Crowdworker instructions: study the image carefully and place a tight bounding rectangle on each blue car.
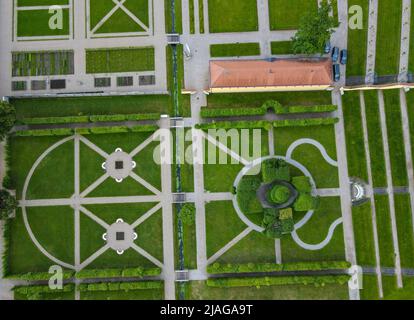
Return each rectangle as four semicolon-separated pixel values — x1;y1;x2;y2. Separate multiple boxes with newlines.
333;64;340;82
324;41;331;54
340;49;348;64
332;47;339;63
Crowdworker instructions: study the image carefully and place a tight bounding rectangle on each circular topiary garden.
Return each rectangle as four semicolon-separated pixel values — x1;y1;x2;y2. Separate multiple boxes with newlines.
235;158;319;239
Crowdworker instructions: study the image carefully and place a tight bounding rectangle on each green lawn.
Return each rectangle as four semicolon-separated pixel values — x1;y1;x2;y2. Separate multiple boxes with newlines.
165;0;182;33
375;0;402;76
274;125;339;189
86;47;155;74
352;202;376;266
207;0;258;33
382;276;414;299
375;195;395;268
270;41;293;55
17;9;70;37
210;43;261;57
406;92;414;163
186;280;349;300
89;0;149;34
18;0;69;5
281;197;345;262
346;0;369;76
363;90;387;187
207;91;332;108
410;4;414;73
383;90;408;187
11;95;170;120
268;0;318;30
205;201;247;259
360;275;380;300
342;91;368;181
394;194;414;268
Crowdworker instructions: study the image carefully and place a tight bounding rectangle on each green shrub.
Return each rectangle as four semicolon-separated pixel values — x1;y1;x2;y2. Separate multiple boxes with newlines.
7;271;75;281
261;159;290;183
14;128;74;137
2;139;14;190
273;118;339;128
207;261;351;274
236;175;263;214
207;275;350;288
274;105;337;114
292;176;312;193
269;185;291;204
293;193;318;212
196;120;272;130
75;267;161;279
0;101;16;141
14;284;75;300
180;203;196;226
129;125;159;132
79;281;162;292
22;116;90;124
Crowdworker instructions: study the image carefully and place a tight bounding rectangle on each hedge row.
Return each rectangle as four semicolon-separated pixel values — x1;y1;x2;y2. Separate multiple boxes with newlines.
13;125;159;137
207;261;351;274
207;275;350;288
2;138;14;189
14;284;75;299
200;101;337;118
6;270;75;281
78;281;163;292
75;267;161;279
195;118;338;130
1;218;11;277
21;113;160;125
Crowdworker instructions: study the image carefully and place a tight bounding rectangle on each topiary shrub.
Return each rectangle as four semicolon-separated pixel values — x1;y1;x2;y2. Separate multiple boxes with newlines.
0;101;16;141
236;175;263;215
293;193;318;212
261;159;290;183
292;176;312;193
269;185;291;204
0;190;17;220
180;203;196;226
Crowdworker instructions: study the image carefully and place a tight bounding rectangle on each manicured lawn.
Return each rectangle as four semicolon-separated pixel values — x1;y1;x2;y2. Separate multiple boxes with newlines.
270;41;293;55
382;276;414;299
203;129;268;193
360;275;380;300
7;210;71;275
26;139;74;200
80;212;106;263
165;0;182;33
268;0;318;30
352;202;376;266
282;197;345;262
7;136;63;199
189;0;195;33
205;201;247;259
375;0;402;76
383;90;408;187
375;195;395;268
26;206;75;265
81;288;163;300
17;9;70;37
363;90;387;187
406;92;414;162
186;280;349;300
346;0;369;76
18;0;69;5
342;91;368;181
89;0;148;34
207;0;258;33
207;91;332;108
394;194;414;268
210;43;261;57
410;4;414;73
86;47;155;74
274;125;339;189
11;95;170;120
217;231;276;264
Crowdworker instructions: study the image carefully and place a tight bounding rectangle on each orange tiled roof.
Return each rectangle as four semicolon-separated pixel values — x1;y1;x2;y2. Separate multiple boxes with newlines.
210;59;333;88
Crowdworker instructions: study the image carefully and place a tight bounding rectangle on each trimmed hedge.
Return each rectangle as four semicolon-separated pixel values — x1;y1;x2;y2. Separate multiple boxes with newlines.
200;101;336;118
196;118;338;130
207;261;351;274
75;267;161;279
78;281;162;292
1;218;11;277
21;114;160;125
207;275;350;288
13;125;159;137
236;175;263;215
14;284;75;300
6;270;75;281
2;138;14;190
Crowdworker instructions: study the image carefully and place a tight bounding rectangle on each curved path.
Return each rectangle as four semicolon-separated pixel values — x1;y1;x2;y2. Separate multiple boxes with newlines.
286;138;338;167
292;217;343;251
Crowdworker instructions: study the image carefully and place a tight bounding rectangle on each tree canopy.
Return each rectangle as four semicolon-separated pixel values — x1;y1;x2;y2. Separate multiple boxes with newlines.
292;0;336;55
0;101;16;141
0;189;18;220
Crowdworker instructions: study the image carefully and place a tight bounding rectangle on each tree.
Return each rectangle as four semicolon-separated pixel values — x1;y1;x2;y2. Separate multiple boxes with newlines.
180;203;196;226
0;101;16;141
269;185;290;204
292;0;336;54
0;189;17;220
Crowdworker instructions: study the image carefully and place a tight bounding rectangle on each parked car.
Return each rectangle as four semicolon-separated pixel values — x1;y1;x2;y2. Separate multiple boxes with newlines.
331;47;339;62
324;41;331;54
333;64;341;82
340;49;348;65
